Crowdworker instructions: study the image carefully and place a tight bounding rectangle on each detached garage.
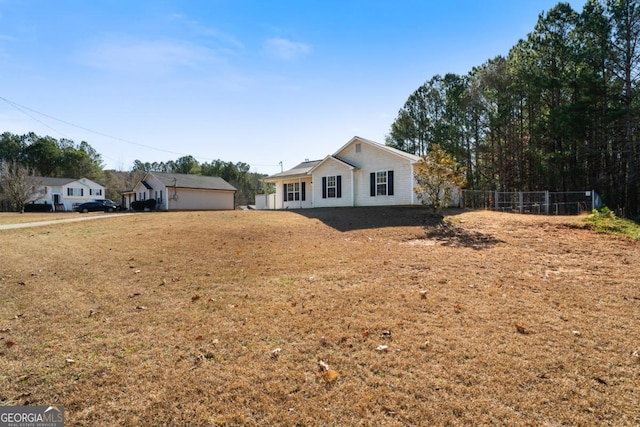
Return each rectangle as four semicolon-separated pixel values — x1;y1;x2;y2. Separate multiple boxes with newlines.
123;172;237;211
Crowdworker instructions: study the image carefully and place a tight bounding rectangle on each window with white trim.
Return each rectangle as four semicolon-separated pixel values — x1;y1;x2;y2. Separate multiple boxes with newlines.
67;187;84;197
327;176;336;198
376;171;388;196
286;183;300;201
370;170;394;197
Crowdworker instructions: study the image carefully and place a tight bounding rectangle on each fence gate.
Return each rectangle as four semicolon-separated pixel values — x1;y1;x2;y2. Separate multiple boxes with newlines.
461;190;601;215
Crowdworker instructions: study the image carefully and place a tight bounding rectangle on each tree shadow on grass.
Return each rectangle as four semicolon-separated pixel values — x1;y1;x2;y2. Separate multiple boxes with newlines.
289;206;442;232
288;207;503;250
423;218;504;250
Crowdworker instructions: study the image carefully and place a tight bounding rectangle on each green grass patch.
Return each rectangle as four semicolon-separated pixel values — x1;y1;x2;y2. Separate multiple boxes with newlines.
584;207;640;240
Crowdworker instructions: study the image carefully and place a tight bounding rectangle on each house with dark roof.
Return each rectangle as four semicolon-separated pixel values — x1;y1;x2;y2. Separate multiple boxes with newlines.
29;177;106;211
261;136;423;209
123;172;237;211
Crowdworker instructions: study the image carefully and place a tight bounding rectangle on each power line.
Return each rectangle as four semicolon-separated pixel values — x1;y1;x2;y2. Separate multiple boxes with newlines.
1;95;198;157
0;95;280;168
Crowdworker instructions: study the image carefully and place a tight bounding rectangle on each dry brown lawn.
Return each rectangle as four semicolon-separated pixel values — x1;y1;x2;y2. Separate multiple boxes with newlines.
1;207;639;426
0;212;85;225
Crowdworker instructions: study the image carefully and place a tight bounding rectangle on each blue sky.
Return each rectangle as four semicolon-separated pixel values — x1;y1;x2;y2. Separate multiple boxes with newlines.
0;0;583;175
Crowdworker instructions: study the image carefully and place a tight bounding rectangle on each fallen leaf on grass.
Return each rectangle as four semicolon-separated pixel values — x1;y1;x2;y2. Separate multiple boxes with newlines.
572;330;581;336
515;324;528;334
376;345;389;352
454;303;462;313
381;330;392;339
5;339;16;348
191;295;201;302
316;359;339;383
0;328;10;333
317;369;339;383
127;293;141;298
65;358;75;364
270;348;282;359
593;377;608;385
420;290;427;299
361;330;369;338
134;306;147;311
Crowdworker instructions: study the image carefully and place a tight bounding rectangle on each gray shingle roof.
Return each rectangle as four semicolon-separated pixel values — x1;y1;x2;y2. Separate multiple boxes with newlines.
264;160;322;180
151;172;236;192
35;177;76;186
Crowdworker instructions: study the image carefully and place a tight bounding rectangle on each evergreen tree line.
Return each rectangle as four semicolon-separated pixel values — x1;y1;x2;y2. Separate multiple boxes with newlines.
386;0;640;216
0;132;267;207
0;131;104;180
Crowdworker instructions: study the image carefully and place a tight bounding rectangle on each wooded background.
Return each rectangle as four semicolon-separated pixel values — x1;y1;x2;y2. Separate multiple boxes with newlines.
386;1;640;216
2;1;639;215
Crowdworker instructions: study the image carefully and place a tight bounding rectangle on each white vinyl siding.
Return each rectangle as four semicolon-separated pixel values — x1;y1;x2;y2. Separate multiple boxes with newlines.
333;140;417;207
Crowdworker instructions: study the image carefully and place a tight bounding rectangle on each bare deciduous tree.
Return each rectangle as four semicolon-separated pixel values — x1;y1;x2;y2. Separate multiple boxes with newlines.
0;161;42;212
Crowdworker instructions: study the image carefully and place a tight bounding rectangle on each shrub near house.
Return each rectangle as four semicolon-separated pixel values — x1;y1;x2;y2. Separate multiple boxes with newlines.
131;199;157;212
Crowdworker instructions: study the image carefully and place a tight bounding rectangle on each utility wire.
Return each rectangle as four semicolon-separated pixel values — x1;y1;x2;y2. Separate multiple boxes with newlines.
0;95;280;168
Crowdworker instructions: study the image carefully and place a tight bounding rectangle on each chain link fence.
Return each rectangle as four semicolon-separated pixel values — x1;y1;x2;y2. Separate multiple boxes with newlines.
461;190;601;215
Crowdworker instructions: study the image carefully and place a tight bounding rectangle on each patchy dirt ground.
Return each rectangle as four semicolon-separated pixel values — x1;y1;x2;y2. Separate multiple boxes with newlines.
0;208;639;426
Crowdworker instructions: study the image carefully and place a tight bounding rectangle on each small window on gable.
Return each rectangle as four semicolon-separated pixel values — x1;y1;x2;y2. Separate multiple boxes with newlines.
355;143;361;153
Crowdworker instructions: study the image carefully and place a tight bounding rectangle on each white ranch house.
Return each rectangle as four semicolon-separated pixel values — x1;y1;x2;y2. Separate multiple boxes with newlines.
123;172;237;211
29;177;106;211
261;136;433;209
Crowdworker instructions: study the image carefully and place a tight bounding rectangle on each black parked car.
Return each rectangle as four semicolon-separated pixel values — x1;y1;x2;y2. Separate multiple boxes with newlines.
76;199;121;213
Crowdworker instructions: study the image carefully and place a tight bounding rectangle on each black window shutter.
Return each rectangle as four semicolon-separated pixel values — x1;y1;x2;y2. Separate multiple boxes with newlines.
283;183;287;201
81;188;84;197
301;182;306;201
337;175;342;198
370;173;376;196
322;177;327;198
388;171;394;195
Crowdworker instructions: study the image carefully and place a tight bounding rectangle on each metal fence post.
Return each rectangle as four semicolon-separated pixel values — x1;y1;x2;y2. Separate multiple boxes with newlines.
545;191;549;215
519;191;523;213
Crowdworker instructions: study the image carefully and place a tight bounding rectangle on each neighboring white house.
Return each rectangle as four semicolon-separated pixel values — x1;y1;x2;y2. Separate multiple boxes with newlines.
123;172;237;211
29;177;106;211
261;136;424;209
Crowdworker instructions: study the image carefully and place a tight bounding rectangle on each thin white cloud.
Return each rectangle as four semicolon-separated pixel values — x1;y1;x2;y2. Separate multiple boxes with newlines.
263;37;311;61
80;37;223;74
169;13;244;51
